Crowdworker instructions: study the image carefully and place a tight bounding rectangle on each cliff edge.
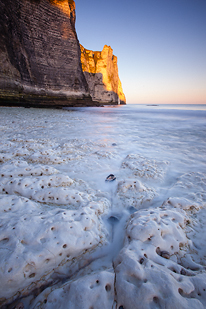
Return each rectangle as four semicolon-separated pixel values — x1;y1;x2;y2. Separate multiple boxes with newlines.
80;45;126;105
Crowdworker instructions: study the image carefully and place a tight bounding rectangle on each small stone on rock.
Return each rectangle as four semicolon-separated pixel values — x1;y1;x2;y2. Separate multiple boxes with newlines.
105;174;116;182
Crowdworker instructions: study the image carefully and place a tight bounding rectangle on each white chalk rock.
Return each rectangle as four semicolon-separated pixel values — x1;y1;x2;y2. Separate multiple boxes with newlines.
0;140;34;163
169;172;206;206
184;208;206;268
0;160;58;178
0;142;16;162
0;164;106;207
0;152;15;162
31;271;115;309
0;194;110;305
116;179;156;209
24;139;92;165
121;154;168;180
94;150;117;159
162;197;201;211
28;149;67;164
114;206;206;309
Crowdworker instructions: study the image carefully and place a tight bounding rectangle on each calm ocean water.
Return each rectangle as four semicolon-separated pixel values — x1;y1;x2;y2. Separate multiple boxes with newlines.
118;103;206;120
131;104;206;110
75;103;206;122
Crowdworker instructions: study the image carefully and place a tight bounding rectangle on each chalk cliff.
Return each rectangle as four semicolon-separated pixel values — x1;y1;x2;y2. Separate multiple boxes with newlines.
0;0;93;107
80;45;126;104
0;0;126;107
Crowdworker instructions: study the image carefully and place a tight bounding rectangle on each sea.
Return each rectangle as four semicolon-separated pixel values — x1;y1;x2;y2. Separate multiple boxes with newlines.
0;103;206;308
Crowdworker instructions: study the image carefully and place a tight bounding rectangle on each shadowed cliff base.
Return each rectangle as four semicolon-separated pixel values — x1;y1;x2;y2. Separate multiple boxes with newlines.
0;93;96;108
0;80;97;108
83;72;126;105
0;78;123;108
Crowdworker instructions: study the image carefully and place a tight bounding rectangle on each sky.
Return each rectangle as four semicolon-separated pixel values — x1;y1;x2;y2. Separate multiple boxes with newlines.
75;0;206;104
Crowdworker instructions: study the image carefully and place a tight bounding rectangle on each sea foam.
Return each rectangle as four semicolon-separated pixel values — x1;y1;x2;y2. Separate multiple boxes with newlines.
0;105;206;308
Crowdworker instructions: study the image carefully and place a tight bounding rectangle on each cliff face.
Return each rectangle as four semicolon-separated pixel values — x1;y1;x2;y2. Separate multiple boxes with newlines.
80;45;126;104
0;0;126;107
0;0;93;107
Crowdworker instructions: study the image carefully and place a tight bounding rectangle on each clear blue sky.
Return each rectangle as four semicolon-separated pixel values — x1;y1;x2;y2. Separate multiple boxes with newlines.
75;0;206;104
